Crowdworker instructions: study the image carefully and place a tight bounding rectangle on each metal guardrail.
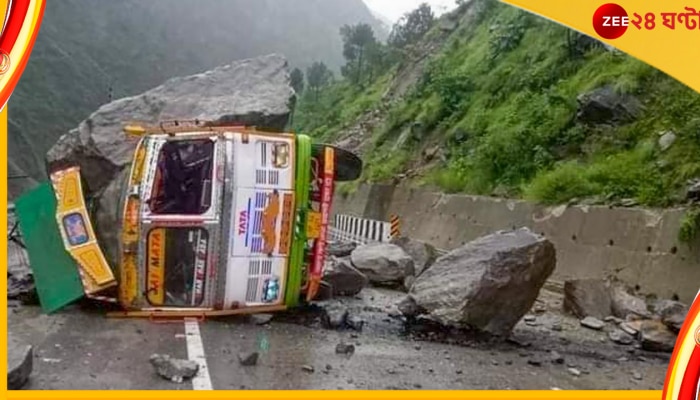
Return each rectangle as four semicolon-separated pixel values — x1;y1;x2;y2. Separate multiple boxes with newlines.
329;213;450;256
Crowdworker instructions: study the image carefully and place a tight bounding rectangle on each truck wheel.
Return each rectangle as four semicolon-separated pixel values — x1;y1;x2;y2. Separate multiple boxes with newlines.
313;144;362;182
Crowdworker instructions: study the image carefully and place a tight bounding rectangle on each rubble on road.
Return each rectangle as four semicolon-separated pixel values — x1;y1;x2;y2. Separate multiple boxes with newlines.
322;257;369;297
8;333;32;390
563;279;612;319
399;228;556;337
149;354;199;383
7;241;38;305
350;243;415;287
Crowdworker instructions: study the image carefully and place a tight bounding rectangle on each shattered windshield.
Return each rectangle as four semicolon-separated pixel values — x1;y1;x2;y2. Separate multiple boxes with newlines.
148;139;215;215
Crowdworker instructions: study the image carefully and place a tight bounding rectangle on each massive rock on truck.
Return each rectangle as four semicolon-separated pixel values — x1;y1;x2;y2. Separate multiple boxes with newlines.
45;54;296;266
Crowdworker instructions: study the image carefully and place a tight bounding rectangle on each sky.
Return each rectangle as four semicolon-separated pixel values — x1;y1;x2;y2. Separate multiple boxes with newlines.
363;0;458;23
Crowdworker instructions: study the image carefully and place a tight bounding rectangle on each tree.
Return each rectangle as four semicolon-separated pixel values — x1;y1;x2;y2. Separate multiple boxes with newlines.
388;3;435;49
340;23;377;86
290;67;305;94
306;61;332;100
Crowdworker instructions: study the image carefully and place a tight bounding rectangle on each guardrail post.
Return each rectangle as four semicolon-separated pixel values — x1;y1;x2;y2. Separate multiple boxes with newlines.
390;214;401;240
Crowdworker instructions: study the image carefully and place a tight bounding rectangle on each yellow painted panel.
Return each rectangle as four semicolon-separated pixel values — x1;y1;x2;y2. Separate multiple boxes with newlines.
119;253;138;307
73;245;115;286
147;228;166;305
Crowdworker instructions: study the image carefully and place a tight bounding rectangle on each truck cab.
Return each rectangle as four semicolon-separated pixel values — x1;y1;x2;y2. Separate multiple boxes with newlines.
16;121;362;317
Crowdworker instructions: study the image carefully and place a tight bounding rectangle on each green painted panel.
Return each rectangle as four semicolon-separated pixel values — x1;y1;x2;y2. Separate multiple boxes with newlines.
15;183;84;313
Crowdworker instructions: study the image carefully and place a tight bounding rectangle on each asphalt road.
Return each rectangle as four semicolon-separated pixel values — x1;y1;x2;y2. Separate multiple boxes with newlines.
8;288;672;390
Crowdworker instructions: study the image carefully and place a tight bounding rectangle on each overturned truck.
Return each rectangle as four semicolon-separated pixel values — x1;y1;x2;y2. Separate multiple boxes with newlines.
14;54;362;318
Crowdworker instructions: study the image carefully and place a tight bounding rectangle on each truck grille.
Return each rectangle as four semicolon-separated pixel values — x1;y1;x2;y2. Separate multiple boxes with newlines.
245;259;274;302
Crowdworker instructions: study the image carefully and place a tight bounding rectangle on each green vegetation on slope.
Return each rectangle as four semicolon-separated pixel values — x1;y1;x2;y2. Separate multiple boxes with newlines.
295;0;700;208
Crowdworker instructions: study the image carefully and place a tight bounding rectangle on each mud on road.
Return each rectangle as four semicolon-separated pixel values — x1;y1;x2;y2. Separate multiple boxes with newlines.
8;287;670;390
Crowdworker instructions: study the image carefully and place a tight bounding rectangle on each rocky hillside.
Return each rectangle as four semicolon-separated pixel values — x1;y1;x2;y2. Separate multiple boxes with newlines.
8;0;385;198
294;0;700;211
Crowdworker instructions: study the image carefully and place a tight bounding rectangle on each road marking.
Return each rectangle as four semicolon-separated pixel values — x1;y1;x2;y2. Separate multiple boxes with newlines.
184;318;213;390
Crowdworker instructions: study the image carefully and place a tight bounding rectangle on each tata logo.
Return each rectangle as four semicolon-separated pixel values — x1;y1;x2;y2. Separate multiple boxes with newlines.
238;210;248;235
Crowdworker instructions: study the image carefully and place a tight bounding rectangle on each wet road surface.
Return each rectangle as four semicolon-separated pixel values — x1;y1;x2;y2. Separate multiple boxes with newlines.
8;288;671;390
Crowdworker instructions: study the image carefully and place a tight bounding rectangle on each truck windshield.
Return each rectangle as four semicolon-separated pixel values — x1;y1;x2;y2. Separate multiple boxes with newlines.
148;139;214;215
146;227;208;307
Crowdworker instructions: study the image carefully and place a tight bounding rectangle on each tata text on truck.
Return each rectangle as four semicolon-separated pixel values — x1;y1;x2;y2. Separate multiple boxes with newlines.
14;120;362;318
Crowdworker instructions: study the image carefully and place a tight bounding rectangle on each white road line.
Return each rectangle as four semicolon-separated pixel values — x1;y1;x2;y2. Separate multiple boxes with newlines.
184;318;213;390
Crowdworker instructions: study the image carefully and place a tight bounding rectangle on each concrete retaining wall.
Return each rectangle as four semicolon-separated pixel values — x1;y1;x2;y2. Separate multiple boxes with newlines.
332;184;700;303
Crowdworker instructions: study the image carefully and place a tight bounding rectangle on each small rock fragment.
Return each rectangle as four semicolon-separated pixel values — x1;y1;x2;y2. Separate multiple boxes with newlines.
528;359;542;367
301;365;315;373
632;371;643;381
8;334;32;390
605;316;624;324
238;351;259;366
551;323;563;332
149;354;199;383
620;321;643;336
568;368;582;377
609;329;635;345
346;314;365;331
335;342;356;355
580;316;605;330
321;307;349;330
550;351;565;364
251;313;273;325
524;315;536;322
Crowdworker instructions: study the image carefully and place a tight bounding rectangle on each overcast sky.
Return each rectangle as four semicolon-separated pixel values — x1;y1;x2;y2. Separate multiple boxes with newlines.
363;0;458;23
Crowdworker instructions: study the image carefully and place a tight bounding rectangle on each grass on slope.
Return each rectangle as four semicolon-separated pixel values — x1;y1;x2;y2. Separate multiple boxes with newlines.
295;0;700;208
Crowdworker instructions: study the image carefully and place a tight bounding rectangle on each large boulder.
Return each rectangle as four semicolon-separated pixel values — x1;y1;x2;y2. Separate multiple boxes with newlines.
390;236;438;277
46;54;295;196
327;241;357;258
563;279;612;320
322;257;369;296
399;228;556;337
8;333;32;389
45;54;294;265
640;320;678;353
610;285;651;319
350;243;415;286
576;85;642;125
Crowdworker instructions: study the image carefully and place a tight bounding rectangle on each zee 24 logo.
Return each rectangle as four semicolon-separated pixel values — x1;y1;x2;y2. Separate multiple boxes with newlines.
593;3;700;39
